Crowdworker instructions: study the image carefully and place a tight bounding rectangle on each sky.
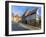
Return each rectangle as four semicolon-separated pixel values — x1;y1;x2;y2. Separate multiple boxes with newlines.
11;5;41;16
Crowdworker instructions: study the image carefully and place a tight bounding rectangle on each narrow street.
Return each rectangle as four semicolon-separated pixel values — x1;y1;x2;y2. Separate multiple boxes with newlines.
12;21;40;31
12;21;29;31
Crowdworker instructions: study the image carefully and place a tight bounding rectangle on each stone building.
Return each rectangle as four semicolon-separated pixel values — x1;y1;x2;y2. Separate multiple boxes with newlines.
22;8;41;27
12;12;22;23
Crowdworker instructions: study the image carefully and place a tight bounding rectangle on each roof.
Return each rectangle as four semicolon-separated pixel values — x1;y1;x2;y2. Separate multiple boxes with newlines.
22;8;38;17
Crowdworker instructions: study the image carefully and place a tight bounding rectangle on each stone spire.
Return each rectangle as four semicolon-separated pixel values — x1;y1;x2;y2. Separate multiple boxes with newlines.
15;11;19;16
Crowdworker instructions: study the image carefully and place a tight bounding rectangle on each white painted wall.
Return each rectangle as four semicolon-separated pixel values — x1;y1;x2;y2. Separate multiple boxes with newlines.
25;14;36;20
